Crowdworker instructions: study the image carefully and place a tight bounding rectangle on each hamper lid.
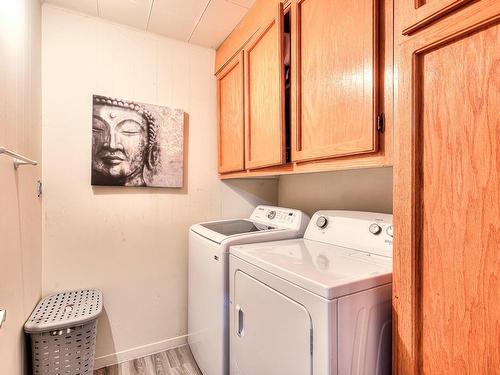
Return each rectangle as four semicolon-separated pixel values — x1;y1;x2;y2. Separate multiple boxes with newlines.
24;289;103;333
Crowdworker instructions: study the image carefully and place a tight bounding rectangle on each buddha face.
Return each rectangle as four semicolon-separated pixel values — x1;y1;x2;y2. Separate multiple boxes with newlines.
92;104;148;184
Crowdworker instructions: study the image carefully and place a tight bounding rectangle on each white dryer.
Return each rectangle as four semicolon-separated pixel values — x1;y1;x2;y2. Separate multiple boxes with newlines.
229;210;393;375
188;206;309;375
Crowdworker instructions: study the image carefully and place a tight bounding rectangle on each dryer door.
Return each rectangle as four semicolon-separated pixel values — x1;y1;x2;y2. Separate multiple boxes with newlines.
231;270;312;375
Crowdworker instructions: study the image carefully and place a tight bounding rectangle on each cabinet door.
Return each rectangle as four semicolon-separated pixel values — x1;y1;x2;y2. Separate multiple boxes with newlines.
399;0;472;35
244;4;285;170
217;52;245;173
393;2;500;374
291;0;378;163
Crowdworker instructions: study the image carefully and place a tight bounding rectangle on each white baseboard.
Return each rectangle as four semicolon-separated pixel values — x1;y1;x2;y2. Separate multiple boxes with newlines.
93;335;188;369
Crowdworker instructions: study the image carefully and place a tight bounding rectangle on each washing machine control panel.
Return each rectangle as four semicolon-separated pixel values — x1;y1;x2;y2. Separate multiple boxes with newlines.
304;210;393;258
250;206;309;230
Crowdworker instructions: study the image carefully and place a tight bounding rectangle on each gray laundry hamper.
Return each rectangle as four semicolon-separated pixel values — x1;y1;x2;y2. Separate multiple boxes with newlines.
24;289;103;375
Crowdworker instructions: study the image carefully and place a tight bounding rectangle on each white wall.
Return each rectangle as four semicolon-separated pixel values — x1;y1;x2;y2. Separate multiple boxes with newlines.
0;0;42;374
41;5;278;367
278;167;393;216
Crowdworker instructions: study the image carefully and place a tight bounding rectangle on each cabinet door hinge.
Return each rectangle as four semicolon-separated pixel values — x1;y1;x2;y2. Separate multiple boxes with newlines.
377;113;385;133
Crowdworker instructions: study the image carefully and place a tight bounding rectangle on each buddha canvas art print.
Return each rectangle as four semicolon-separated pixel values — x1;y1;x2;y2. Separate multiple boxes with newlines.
91;95;184;187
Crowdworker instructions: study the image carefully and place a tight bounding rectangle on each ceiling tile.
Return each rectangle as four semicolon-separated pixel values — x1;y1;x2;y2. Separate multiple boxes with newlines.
98;0;153;30
148;0;209;42
225;0;255;9
189;0;248;49
44;0;99;16
43;0;253;49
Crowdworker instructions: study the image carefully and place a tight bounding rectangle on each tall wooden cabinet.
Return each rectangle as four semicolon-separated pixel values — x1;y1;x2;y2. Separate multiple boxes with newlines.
217;52;245;173
291;0;379;162
400;0;472;35
393;1;500;374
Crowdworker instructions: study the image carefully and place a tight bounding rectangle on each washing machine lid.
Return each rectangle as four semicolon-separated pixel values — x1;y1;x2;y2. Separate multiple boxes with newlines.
199;219;275;236
230;238;392;300
191;219;282;244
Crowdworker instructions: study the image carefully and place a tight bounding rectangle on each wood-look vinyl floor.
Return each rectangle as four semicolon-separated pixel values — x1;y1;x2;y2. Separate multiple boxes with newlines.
94;345;202;375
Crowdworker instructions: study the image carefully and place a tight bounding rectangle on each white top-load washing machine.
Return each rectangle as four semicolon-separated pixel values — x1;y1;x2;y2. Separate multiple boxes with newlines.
188;206;310;375
229;210;393;375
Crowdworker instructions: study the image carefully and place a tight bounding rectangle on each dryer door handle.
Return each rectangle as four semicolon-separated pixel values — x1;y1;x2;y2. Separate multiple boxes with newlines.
235;305;244;337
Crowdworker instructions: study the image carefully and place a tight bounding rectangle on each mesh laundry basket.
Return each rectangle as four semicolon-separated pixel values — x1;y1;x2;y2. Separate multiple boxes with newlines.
24;289;103;375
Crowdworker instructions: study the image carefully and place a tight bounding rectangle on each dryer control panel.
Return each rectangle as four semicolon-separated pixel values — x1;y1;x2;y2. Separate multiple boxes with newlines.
250;206;309;233
305;210;393;258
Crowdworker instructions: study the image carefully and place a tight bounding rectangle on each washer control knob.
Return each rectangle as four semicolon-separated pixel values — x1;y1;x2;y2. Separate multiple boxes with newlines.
267;210;276;220
316;216;328;229
386;225;394;237
369;223;382;235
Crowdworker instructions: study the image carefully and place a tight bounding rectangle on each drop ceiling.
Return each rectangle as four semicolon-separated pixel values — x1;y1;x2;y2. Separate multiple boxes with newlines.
41;0;256;49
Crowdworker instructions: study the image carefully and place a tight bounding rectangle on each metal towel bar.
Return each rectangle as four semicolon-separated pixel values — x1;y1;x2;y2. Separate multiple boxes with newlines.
0;146;38;169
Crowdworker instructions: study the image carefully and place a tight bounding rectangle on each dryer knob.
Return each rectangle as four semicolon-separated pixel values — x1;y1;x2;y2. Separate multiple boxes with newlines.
267;210;276;219
386;225;394;237
369;223;382;235
316;216;328;229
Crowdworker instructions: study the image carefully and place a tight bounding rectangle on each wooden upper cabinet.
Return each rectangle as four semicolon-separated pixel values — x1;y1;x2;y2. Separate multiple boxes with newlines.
217;52;245;174
291;0;379;163
399;0;472;35
243;4;285;170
